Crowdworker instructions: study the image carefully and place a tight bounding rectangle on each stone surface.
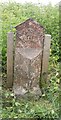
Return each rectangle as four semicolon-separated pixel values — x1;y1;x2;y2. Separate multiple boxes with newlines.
7;32;14;87
13;18;45;96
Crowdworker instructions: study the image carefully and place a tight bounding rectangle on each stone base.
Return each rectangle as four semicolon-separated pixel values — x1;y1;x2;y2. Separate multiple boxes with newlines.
13;85;42;99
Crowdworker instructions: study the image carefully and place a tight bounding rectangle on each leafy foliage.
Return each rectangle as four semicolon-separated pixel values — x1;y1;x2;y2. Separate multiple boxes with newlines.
0;2;59;119
1;2;59;72
1;88;59;119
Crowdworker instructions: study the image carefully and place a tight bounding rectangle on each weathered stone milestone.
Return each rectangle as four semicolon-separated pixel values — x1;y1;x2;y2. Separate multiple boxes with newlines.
13;18;45;96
